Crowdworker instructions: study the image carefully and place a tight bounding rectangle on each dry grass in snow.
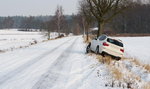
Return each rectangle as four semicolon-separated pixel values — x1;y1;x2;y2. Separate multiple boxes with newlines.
83;36;92;43
93;53;150;89
142;83;150;89
125;58;150;73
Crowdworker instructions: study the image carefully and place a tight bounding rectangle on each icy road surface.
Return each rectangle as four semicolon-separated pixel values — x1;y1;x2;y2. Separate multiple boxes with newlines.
0;36;108;89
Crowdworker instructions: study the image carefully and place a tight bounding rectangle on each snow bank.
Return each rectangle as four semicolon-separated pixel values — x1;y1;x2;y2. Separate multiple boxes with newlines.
118;37;150;64
0;29;58;52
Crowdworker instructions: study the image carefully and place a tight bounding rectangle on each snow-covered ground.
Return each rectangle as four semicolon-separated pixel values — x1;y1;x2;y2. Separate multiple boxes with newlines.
0;29;58;52
0;36;113;89
118;37;150;64
0;29;150;89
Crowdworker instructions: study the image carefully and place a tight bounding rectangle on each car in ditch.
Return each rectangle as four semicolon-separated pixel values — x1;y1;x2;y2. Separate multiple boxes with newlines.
86;34;124;60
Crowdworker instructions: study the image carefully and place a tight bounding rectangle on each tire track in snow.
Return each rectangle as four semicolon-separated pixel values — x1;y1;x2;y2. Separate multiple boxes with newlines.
32;38;78;89
65;62;99;89
0;38;72;85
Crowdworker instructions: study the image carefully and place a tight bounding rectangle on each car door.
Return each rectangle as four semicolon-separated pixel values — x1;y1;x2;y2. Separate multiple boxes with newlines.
91;37;97;51
92;36;102;51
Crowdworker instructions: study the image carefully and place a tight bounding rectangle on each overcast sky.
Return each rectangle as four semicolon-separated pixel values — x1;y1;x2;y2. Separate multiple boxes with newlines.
0;0;79;16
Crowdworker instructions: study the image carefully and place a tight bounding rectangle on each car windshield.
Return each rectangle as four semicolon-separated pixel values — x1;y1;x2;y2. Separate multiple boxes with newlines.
99;35;107;40
107;38;123;47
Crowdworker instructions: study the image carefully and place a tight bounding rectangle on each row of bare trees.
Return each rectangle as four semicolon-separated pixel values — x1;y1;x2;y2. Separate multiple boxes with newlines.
0;6;84;39
44;6;65;39
44;6;83;39
79;0;134;38
1;0;150;40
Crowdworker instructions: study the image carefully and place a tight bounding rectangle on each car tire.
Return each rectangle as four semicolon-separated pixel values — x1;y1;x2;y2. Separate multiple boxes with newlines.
101;52;105;57
96;46;99;54
116;57;121;61
86;43;91;53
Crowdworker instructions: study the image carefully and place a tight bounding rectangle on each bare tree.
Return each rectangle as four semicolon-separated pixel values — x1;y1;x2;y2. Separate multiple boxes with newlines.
53;5;65;36
79;0;95;41
84;0;132;37
44;21;52;40
71;14;84;35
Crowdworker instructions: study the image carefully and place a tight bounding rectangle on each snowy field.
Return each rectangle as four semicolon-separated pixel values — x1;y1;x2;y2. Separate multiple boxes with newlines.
0;30;150;89
1;29;149;65
118;37;150;64
0;29;58;52
0;36;112;89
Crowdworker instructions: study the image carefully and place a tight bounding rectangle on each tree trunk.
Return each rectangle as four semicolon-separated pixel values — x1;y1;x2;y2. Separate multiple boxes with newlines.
48;30;50;40
97;22;100;37
86;25;89;41
82;18;86;37
97;21;104;37
58;25;60;36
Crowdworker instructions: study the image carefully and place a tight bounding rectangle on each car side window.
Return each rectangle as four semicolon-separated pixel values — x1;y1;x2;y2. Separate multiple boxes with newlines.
99;35;106;40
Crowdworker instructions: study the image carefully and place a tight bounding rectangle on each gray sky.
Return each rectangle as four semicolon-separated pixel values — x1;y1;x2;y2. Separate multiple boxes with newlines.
0;0;79;16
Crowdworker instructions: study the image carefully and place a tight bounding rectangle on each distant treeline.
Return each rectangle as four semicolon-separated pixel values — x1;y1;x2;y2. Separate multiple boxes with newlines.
109;3;150;34
0;16;52;29
0;3;150;34
0;15;82;35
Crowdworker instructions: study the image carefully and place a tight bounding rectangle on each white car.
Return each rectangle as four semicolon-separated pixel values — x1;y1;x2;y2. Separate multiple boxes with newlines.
86;35;124;60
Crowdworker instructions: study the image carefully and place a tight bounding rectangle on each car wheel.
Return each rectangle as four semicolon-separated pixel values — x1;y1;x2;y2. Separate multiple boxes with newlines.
116;57;121;61
96;46;99;54
101;52;105;57
86;43;91;53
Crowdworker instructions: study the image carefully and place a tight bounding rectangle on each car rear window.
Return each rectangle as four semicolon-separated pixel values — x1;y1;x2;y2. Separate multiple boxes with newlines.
107;38;123;47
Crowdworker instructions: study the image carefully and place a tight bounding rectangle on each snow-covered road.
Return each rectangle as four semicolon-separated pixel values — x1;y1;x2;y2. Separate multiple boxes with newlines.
0;36;107;89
